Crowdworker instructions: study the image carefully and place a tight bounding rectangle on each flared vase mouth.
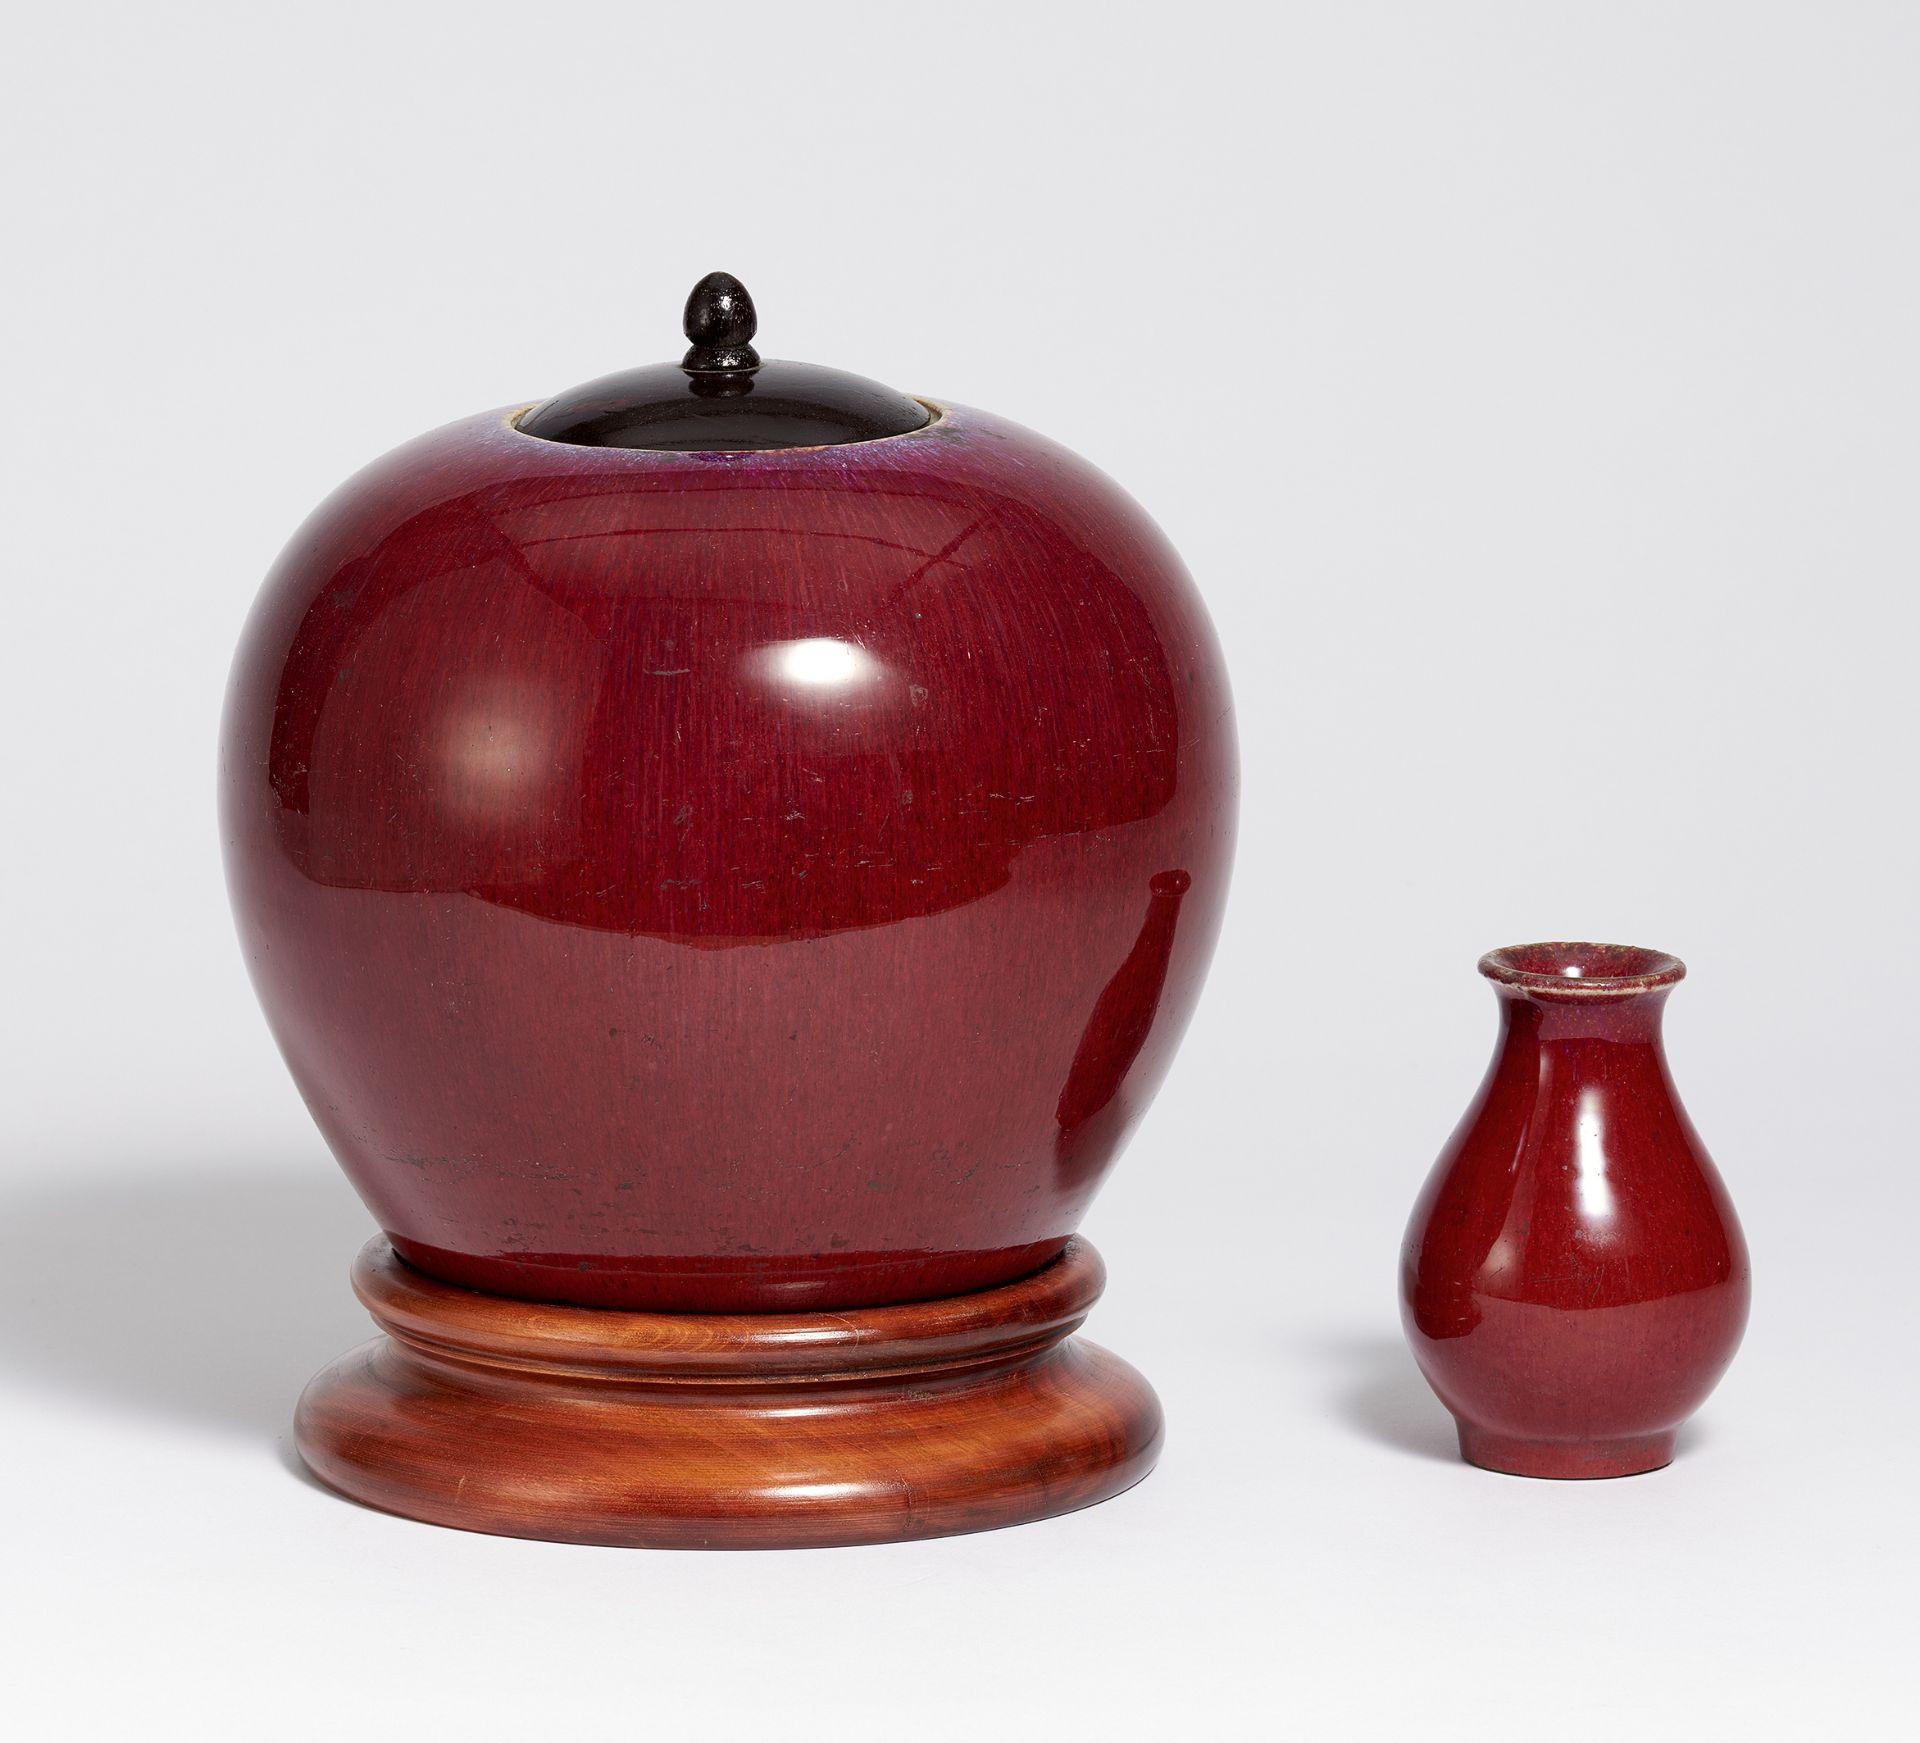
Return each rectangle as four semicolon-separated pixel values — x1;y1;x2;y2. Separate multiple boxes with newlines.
1478;941;1686;1000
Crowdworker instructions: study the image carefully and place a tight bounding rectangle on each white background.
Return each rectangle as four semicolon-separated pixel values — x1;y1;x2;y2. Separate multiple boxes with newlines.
3;3;1914;1737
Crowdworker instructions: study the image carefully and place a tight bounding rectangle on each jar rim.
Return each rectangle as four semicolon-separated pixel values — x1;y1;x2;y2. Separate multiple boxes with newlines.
506;396;950;458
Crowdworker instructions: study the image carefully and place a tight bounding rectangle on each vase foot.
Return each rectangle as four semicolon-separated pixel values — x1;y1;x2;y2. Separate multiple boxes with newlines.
1455;1422;1677;1480
296;1237;1161;1548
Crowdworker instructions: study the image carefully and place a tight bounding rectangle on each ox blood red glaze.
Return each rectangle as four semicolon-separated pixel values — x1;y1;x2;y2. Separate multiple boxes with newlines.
223;401;1235;1310
1402;944;1749;1477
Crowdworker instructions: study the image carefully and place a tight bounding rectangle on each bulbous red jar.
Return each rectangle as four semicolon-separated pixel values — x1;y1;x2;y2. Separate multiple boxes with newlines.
222;398;1235;1310
1401;944;1750;1477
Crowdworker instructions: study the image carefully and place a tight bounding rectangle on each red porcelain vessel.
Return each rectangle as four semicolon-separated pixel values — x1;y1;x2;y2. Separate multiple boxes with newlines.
221;282;1235;1318
1401;943;1749;1478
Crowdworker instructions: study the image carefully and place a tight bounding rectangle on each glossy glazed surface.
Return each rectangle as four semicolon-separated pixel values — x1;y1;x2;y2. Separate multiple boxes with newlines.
223;403;1235;1309
1401;944;1749;1477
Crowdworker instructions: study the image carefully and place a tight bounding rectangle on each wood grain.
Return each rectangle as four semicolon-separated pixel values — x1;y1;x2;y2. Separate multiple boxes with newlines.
296;1238;1162;1548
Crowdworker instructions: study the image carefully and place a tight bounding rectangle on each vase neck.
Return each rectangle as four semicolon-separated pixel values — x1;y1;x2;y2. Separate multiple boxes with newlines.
1496;985;1672;1046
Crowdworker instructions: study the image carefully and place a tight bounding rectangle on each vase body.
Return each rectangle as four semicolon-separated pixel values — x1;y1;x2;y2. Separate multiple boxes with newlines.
1401;944;1749;1477
222;403;1235;1312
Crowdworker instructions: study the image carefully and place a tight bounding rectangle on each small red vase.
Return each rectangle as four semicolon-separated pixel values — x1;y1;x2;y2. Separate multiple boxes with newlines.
1401;944;1750;1478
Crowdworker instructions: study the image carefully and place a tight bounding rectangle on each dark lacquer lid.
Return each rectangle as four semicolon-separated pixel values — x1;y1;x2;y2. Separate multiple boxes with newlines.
517;272;933;453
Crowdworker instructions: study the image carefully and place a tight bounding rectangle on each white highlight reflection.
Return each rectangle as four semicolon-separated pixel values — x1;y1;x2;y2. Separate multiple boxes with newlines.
765;637;875;690
1573;1087;1616;1223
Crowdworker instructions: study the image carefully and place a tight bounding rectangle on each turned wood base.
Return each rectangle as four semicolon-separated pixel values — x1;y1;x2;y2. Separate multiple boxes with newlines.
296;1238;1162;1548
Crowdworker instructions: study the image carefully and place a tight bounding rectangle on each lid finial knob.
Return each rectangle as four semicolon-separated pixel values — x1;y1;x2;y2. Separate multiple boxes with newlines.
683;271;759;372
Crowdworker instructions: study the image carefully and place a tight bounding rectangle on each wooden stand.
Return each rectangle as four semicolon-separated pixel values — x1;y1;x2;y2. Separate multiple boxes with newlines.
296;1238;1161;1548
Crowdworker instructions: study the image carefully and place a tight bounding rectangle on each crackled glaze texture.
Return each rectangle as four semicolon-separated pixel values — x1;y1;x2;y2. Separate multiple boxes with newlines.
1401;944;1749;1477
223;403;1235;1310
